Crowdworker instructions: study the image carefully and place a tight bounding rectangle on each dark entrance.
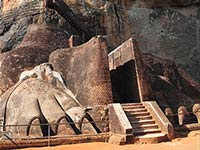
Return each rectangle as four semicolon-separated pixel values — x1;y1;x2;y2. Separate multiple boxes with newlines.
110;60;140;103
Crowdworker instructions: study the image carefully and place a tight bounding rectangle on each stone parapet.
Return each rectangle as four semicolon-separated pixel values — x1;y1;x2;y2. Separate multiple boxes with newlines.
143;101;175;139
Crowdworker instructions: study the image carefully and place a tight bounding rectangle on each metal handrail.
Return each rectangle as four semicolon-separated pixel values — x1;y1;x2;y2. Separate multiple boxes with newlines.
0;120;104;127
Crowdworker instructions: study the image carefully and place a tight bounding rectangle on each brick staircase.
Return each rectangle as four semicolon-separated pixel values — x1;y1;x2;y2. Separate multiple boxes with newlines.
122;103;167;143
109;102;174;144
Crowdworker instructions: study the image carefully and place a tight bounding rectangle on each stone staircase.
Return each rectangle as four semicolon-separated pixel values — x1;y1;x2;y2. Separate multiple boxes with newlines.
109;102;174;144
122;103;167;143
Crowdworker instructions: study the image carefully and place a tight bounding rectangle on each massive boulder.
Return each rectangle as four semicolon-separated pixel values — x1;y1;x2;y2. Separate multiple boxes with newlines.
0;24;69;95
143;53;200;113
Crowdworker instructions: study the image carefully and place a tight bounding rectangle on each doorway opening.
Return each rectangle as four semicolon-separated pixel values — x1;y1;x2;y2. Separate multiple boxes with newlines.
110;60;140;103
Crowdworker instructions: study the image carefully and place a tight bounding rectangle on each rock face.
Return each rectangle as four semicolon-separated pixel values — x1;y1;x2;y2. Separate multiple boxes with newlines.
0;24;69;95
63;0;132;50
142;53;200;113
127;3;200;81
0;0;44;52
52;0;200;81
126;0;198;7
66;0;200;82
1;0;199;81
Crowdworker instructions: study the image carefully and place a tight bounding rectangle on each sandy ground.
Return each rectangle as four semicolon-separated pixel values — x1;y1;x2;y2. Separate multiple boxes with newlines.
23;131;200;150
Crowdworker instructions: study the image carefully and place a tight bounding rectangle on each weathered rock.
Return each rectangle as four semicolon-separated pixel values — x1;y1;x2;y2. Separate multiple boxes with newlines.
178;68;200;100
49;36;112;106
0;17;33;52
143;53;182;90
63;0;200;82
0;0;44;52
126;0;199;7
142;53;200;112
128;5;200;81
1;0;200;82
64;0;133;50
0;24;69;95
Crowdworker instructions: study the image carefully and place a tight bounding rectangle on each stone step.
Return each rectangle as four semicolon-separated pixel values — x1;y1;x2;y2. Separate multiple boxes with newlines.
122;103;142;106
132;124;159;130
126;111;150;117
124;108;147;113
121;103;165;142
133;133;167;144
133;128;161;136
128;115;153;121
122;105;145;109
130;119;155;125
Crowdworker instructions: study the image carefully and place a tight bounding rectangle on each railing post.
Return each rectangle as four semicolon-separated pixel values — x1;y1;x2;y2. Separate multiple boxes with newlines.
48;123;50;147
